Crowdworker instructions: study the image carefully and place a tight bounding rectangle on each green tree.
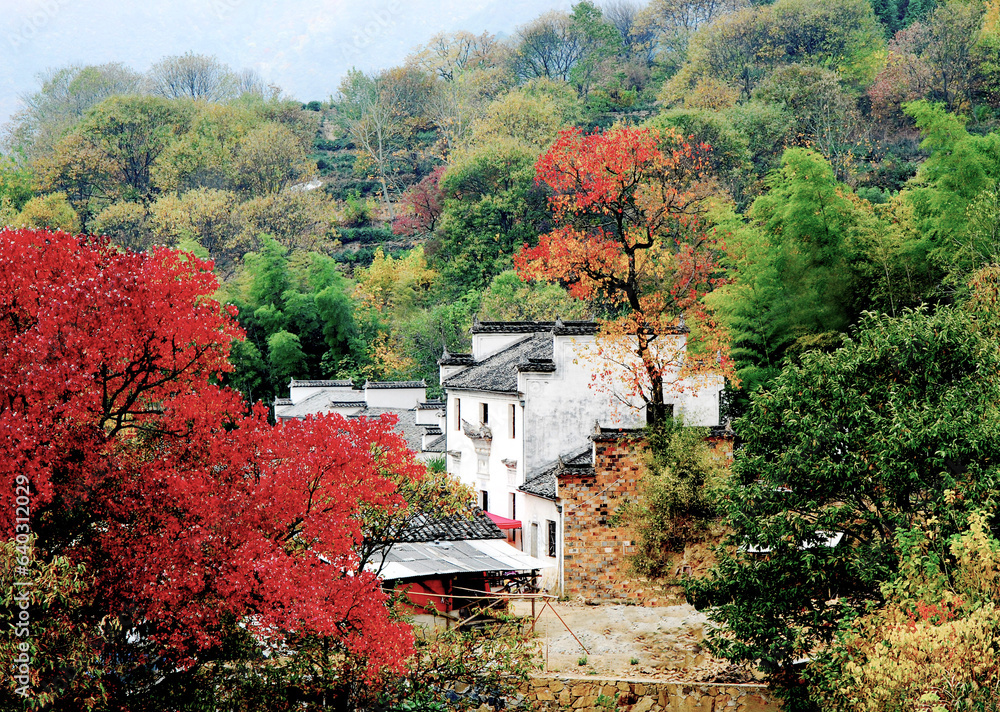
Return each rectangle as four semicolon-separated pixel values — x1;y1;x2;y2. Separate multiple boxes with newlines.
689;306;1000;709
434;137;547;294
479;270;588;321
41;95;190;223
89;200;152;252
711;149;865;400
228;123;312;196
5;63;143;162
903;100;1000;277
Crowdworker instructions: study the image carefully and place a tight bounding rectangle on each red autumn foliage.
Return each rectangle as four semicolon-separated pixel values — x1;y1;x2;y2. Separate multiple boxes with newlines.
515;127;733;418
391;166;446;236
0;228;418;703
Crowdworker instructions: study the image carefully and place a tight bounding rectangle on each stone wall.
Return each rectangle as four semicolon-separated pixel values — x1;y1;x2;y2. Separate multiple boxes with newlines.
521;676;781;712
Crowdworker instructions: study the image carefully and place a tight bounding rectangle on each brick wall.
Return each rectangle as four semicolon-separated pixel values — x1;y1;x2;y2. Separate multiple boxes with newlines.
559;436;647;602
521;676;781;712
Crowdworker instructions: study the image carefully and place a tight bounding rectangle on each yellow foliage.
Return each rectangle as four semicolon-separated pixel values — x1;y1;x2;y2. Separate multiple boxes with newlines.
14;192;79;232
684;77;741;111
818;512;1000;712
354;246;437;317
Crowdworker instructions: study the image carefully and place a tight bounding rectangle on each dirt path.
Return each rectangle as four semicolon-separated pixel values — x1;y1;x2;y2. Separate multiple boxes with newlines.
512;600;752;683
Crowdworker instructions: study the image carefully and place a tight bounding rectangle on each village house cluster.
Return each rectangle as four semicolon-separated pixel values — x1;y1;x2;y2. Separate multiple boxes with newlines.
276;318;726;601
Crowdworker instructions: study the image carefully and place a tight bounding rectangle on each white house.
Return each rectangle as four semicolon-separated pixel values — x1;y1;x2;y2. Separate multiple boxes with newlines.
274;379;447;459
439;319;723;594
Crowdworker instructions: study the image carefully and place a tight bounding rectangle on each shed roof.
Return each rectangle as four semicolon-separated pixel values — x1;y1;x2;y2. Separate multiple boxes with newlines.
373;539;554;581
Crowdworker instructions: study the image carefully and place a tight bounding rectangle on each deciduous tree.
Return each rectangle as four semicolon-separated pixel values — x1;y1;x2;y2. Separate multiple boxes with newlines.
0;228;421;708
516;126;732;422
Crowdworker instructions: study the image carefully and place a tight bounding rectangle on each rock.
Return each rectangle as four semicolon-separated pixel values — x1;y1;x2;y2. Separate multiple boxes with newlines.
631;697;655;712
550;680;564;693
572;684;591;697
738;694;777;712
537;690;556;702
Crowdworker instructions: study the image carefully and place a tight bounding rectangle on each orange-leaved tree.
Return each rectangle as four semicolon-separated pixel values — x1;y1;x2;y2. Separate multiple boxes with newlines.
515;125;733;423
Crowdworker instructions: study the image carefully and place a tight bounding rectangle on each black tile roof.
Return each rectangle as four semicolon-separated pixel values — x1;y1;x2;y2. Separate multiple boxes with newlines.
424;434;446;453
443;333;552;393
417;401;446;410
471;319;601;335
519;445;593;501
518;356;556;373
438;352;475;366
352;407;425;451
275;392;364;419
274;398;292;406
391;508;503;542
289;379;354;387
364;380;427;389
591;426;646;442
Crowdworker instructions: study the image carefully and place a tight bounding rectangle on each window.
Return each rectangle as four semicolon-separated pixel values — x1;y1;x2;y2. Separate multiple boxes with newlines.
530;522;539;557
510;493;516;520
480;402;489;424
454;399;461;430
547;520;556;558
509;404;516;438
481;490;489;512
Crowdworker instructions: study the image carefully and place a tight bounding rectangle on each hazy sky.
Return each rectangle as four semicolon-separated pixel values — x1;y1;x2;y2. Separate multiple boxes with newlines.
0;0;573;126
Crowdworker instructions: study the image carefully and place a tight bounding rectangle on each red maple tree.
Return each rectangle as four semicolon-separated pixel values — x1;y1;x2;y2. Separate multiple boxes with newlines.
391;166;446;237
0;228;421;707
515;126;733;421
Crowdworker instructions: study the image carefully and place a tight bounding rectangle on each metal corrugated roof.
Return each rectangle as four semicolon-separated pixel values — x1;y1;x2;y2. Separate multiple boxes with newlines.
372;539;554;581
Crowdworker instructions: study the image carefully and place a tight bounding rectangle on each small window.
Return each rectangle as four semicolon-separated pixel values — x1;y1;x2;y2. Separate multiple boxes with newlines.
480;402;489;424
509;404;516;438
454;399;461;430
481;490;489;512
547;520;557;558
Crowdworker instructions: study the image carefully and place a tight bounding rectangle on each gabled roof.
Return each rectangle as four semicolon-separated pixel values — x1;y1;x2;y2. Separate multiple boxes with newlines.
443;333;552;394
393;509;502;542
289;379;353;388
519;445;593;501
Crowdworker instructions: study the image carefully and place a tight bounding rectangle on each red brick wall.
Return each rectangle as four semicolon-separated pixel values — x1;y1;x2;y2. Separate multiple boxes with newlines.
560;437;647;601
